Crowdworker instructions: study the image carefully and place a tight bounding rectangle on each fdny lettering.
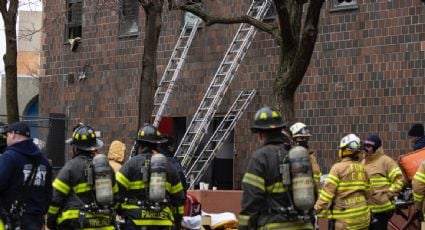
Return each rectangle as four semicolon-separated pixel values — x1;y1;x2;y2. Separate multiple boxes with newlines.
349;164;365;181
87;218;110;227
344;196;365;205
23;164;47;186
141;210;169;219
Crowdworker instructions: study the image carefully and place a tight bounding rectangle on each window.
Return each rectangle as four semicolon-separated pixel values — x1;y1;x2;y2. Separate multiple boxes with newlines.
330;0;358;12
65;0;82;40
119;0;139;36
183;1;202;28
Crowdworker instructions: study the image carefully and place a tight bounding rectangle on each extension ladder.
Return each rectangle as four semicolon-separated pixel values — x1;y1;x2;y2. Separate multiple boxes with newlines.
186;89;256;189
174;0;272;168
152;19;201;127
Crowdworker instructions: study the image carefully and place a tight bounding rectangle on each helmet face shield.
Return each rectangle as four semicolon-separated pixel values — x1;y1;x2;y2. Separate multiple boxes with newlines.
250;106;286;133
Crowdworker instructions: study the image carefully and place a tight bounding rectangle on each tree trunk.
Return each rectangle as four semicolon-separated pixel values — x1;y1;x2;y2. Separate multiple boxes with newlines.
3;13;19;123
137;3;163;129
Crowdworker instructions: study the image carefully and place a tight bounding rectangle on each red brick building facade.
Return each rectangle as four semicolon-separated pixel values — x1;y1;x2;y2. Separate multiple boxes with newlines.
40;0;425;188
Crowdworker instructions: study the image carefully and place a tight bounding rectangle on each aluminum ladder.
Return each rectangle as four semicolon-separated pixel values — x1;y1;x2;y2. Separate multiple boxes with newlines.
174;0;272;168
152;19;201;127
186;89;256;189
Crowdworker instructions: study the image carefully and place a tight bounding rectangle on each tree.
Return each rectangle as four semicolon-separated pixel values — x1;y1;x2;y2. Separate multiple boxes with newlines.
137;0;176;129
0;0;19;123
180;0;325;122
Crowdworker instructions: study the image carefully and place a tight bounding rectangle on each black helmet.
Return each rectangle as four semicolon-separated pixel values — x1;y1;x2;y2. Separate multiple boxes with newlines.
0;123;7;149
250;106;286;133
67;125;104;151
136;124;167;144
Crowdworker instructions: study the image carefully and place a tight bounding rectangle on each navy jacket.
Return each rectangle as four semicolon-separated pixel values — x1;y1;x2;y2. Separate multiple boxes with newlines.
0;139;52;216
414;136;425;151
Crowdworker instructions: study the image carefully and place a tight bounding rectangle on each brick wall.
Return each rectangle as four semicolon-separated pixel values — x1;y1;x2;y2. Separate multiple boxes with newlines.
40;0;425;188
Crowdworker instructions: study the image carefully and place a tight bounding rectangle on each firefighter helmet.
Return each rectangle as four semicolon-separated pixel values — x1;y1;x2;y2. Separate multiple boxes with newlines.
290;122;312;138
338;134;362;158
136;124;167;144
67;125;104;151
0;123;7;149
250;106;286;133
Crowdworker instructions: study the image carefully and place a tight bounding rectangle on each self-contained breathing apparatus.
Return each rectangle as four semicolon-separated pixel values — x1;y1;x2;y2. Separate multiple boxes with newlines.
78;154;115;229
279;145;315;222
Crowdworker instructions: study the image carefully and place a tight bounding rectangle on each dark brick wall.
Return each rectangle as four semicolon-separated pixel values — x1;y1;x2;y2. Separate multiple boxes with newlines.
40;0;425;188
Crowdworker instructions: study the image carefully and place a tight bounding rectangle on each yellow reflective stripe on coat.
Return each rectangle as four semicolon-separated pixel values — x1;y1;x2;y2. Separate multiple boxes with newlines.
112;183;118;193
238;215;250;226
389;179;404;192
53;178;71;195
316;209;328;218
370;177;390;186
116;172;145;190
319;189;334;202
0;219;5;230
132;219;173;226
57;209;112;224
177;205;184;215
414;171;425;184
166;181;183;194
330;205;369;219
369;200;395;213
388;167;402;181
326;174;339;187
48;205;60;215
414;192;424;202
266;181;287;193
82;227;115;230
337;182;367;190
73;182;92;193
242;172;265;191
258;221;313;230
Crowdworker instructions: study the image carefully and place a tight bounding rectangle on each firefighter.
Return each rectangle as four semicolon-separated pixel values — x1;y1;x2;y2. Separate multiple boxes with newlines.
290;122;322;190
47;124;118;230
0;123;6;154
116;124;185;230
238;106;314;230
361;134;403;229
412;156;425;221
314;134;370;230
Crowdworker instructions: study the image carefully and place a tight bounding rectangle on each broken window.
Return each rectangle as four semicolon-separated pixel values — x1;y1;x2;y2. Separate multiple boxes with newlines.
65;0;82;40
119;0;139;36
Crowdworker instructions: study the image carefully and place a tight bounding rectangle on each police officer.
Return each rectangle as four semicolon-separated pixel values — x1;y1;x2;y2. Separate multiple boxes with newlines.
290;122;322;190
47;124;118;230
0;123;6;154
116;124;185;230
238;106;313;230
315;134;370;230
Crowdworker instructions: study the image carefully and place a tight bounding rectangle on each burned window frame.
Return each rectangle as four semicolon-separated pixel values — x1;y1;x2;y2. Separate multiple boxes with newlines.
119;0;140;37
330;0;359;12
65;0;82;41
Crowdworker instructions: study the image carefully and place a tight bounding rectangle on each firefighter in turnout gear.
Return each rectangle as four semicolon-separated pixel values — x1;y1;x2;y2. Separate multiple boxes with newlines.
238;106;314;230
314;134;371;230
116;124;186;230
361;134;403;229
412;155;425;220
47;124;118;230
290;122;322;190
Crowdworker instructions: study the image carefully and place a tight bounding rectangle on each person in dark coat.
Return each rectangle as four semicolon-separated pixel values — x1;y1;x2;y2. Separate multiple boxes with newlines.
0;122;52;229
408;123;425;151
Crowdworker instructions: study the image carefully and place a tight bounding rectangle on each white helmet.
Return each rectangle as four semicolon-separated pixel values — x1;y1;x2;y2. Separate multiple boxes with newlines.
290;122;312;138
339;134;362;151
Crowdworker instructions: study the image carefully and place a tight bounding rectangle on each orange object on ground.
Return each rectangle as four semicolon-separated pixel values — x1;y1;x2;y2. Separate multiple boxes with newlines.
399;148;425;181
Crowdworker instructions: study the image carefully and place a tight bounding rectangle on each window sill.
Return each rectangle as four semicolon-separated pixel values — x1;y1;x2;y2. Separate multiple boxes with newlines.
118;33;139;39
329;4;359;12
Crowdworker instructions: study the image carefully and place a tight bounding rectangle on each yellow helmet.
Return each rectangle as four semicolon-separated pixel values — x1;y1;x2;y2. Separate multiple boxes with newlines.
338;134;362;159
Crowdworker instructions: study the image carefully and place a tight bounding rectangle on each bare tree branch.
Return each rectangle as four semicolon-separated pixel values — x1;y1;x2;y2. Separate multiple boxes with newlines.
180;4;282;45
